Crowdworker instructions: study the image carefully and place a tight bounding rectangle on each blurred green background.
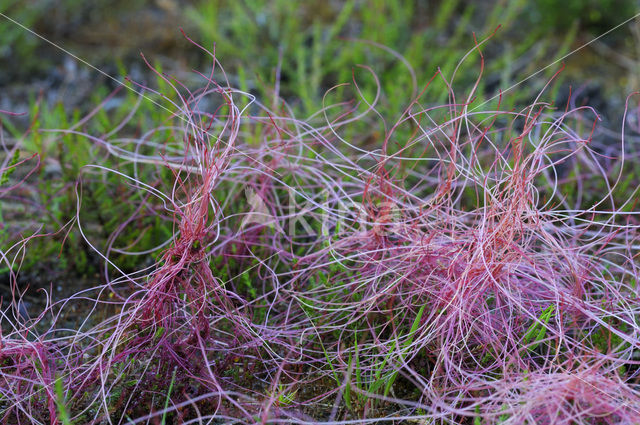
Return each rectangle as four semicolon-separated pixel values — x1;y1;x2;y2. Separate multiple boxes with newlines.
2;0;638;114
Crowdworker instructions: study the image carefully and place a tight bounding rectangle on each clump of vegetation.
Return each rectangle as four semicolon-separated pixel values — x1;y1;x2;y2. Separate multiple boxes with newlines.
2;7;640;425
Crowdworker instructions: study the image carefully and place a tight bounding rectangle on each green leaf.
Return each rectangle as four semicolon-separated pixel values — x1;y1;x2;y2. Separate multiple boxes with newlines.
0;149;20;185
522;304;555;352
54;375;72;425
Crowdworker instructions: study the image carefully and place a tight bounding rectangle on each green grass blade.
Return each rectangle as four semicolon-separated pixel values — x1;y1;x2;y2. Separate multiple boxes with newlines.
54;375;72;425
383;305;425;397
161;367;177;425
